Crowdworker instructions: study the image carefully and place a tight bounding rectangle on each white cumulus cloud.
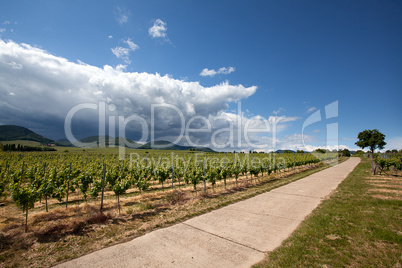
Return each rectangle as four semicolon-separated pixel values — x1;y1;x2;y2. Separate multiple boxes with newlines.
200;66;235;77
0;39;258;149
148;19;168;39
218;67;235;75
272;107;285;115
306;107;317;113
115;7;129;25
200;68;217;77
124;38;139;50
111;38;139;64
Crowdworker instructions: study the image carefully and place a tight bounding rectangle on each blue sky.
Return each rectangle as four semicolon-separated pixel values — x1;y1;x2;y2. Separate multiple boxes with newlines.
0;0;401;151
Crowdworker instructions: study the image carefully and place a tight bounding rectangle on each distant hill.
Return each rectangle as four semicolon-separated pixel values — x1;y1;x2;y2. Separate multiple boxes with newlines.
55;138;74;147
0;125;215;152
140;140;178;150
113;137;141;148
77;135;111;147
0;125;54;144
63;137;214;151
56;137;213;151
274;150;295;153
63;135;141;148
140;140;215;152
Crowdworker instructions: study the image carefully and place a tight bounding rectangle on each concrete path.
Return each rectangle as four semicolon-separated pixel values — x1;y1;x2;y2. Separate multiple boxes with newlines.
56;158;360;268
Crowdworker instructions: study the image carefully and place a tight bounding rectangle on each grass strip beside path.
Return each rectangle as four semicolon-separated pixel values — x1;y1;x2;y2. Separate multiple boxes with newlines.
254;157;402;268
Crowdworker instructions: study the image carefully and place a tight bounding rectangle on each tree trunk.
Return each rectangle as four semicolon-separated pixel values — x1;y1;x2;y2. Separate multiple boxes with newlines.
117;195;120;214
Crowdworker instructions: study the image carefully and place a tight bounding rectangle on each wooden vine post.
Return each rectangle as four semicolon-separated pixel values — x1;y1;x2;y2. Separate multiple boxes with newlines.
65;163;71;209
100;163;106;211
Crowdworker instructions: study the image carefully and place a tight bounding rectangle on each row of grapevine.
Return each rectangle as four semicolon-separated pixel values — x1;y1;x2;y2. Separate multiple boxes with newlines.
0;151;337;231
374;155;402;173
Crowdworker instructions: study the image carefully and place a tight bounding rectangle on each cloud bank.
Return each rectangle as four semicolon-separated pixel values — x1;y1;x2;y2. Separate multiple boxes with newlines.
0;39;263;150
2;39;345;152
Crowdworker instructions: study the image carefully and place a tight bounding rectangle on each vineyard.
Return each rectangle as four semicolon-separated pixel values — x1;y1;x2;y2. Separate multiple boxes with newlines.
0;150;338;230
374;154;402;174
0;149;342;267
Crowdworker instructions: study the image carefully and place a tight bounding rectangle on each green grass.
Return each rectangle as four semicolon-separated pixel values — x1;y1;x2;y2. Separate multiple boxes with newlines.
254;157;402;268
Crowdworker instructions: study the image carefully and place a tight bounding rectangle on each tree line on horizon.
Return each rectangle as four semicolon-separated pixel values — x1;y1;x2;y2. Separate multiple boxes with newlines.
0;144;56;152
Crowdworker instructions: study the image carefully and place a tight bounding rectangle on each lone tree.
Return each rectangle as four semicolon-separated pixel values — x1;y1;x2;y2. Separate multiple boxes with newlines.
355;129;386;156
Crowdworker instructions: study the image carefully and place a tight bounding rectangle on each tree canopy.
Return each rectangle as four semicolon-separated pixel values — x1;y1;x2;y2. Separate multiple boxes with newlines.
341;148;351;157
355;129;386;154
